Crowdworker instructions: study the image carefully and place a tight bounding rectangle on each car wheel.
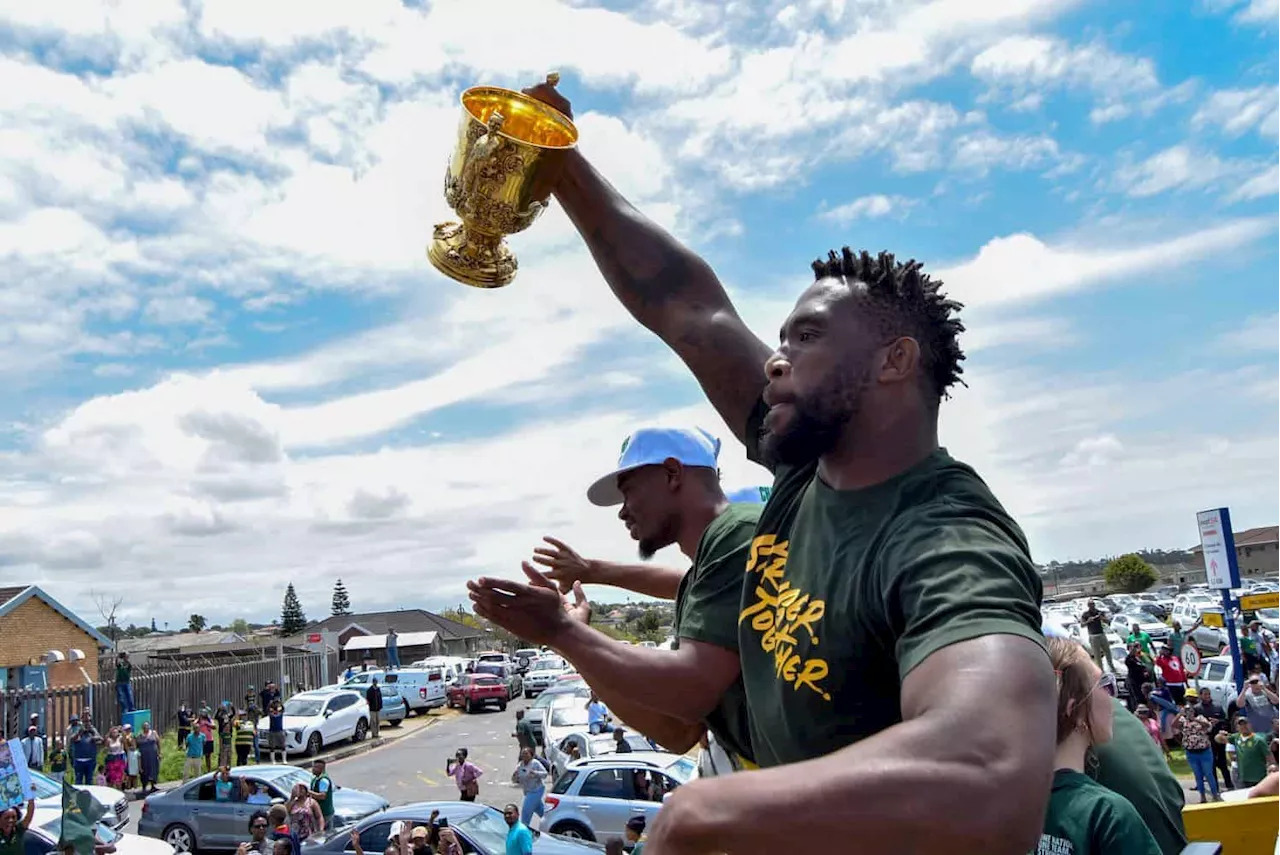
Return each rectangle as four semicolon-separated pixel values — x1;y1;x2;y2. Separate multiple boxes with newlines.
306;732;323;757
354;718;369;742
550;822;594;841
498;701;507;712
163;823;197;853
389;719;403;728
524;691;532;699
464;697;473;714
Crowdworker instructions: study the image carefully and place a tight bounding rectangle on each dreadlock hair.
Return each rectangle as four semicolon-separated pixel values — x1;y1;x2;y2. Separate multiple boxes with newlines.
811;247;966;402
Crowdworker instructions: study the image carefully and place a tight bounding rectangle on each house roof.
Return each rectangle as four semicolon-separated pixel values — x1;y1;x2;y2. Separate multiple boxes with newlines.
309;609;482;640
344;631;438;652
1189;525;1278;553
119;631;245;653
0;586;112;648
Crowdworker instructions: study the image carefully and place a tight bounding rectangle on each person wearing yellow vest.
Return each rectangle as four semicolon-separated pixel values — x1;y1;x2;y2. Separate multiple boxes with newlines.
233;710;256;767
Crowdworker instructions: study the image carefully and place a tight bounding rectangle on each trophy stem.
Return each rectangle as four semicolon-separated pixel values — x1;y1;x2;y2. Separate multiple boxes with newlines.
428;221;518;289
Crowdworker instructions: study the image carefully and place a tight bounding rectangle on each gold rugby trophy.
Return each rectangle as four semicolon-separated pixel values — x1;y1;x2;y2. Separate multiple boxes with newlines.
428;73;579;288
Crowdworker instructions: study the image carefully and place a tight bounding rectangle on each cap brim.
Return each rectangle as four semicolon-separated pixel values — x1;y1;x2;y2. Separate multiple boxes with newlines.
586;466;638;507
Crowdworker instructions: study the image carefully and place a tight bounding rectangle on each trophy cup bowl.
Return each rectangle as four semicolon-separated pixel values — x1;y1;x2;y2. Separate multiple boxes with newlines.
428;76;579;288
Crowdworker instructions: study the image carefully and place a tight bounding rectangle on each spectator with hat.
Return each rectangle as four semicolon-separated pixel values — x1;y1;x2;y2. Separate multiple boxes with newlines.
1216;715;1277;788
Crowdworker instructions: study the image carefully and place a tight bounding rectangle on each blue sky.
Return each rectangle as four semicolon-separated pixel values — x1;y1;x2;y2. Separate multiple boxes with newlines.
0;0;1276;629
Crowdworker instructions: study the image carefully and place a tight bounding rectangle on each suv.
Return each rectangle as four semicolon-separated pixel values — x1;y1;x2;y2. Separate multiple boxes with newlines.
446;673;508;713
524;656;570;698
475;662;523;698
541;754;698;841
341;668;446;714
256;688;369;756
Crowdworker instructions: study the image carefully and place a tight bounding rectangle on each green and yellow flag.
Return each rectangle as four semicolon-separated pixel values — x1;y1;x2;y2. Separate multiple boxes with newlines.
58;780;107;855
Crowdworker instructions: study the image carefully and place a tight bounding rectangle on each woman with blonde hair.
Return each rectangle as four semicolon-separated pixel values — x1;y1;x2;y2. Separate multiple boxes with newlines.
1034;637;1162;854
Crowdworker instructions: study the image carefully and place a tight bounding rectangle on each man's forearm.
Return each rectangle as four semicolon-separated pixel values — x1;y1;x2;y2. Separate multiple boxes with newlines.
550;619;730;723
587;559;685;600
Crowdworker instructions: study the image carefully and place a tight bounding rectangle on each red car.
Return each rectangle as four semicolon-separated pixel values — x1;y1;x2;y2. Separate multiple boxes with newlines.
446;673;509;713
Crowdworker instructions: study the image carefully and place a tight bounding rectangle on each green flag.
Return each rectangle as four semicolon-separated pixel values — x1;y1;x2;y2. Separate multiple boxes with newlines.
58;780;107;855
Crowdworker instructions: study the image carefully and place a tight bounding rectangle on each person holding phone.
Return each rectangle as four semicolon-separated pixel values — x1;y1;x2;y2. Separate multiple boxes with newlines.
446;749;482;802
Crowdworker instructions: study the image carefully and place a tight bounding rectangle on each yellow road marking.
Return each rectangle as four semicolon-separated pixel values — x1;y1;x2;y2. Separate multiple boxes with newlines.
417;774;440;786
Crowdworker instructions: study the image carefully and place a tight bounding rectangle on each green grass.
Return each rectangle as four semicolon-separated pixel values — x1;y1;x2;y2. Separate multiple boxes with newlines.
49;734;266;789
1166;748;1192;779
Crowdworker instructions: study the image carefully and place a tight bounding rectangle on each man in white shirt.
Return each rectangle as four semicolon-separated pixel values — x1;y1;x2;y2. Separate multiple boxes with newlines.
20;726;44;770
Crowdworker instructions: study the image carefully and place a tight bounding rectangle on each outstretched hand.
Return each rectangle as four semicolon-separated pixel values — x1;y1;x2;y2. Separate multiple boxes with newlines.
532;536;593;594
467;563;579;647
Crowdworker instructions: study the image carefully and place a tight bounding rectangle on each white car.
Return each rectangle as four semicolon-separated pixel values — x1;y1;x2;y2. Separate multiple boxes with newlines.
524;656;571;698
1109;613;1170;646
1195;655;1245;710
546;731;655;779
340;667;446;713
28;807;174;855
256;687;371;756
540;691;595;751
541;754;698;842
28;768;129;830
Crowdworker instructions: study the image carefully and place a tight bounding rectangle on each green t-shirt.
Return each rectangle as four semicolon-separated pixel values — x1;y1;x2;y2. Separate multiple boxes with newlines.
1127;631;1154;658
1091;697;1187;855
671;503;760;765
116;662;131;684
515;718;537;749
1035;769;1161;855
1229;732;1271;785
0;828;24;855
1168;631;1184;658
739;405;1045;767
312;773;334;817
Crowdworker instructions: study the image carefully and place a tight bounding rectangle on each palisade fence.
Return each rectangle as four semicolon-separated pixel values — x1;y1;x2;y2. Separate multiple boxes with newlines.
2;652;328;741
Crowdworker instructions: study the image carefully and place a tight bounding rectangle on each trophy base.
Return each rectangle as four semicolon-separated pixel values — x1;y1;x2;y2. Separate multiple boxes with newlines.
428;221;517;289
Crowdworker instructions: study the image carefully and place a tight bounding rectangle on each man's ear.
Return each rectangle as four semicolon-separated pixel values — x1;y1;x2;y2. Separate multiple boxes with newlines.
877;336;921;385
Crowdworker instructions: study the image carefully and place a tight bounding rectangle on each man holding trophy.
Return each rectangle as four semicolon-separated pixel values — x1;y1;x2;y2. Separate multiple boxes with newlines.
464;78;1056;854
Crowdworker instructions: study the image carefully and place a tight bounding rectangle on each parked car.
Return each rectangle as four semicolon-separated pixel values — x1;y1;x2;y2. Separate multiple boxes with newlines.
475;662;523;698
475;651;512;668
139;765;390;851
523;656;570;698
300;801;596;855
1132;596;1169;621
410;656;467;687
29;768;130;829
1194;655;1244;711
255;687;371;756
526;684;591;745
1254;607;1280;637
514;648;541;673
340;668;446;715
540;693;594;753
446;673;508;713
28;807;172;855
546;731;654;778
541;754;698;841
1109;613;1170;646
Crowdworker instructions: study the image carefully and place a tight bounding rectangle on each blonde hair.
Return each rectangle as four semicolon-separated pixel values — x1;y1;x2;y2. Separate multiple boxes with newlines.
1047;637;1096;744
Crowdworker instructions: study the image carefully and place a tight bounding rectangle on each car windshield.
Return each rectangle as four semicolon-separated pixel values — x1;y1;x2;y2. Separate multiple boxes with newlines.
27;771;63;799
455;808;514;852
285;697;326;716
549;701;590;728
1259;609;1279;619
265;767;314;792
475;664;504;677
531;658;564;671
665;756;697;783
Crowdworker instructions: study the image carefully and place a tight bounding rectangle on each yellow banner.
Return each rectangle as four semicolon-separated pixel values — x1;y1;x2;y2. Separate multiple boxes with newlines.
1240;592;1279;611
1200;611;1224;628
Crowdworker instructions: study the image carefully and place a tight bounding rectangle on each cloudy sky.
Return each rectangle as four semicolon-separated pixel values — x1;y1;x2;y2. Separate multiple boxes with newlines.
1;0;1276;631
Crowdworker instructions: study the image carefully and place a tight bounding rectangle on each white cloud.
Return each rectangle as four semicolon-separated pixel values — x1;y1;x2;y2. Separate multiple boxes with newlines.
1216;313;1278;351
951;131;1069;175
1228;164;1280;202
1202;0;1280;26
1193;85;1280;139
143;295;214;326
1113;145;1265;198
818;194;912;224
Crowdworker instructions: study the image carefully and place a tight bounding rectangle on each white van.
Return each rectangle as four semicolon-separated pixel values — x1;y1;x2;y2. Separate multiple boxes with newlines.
340;667;446;714
412;656;467;687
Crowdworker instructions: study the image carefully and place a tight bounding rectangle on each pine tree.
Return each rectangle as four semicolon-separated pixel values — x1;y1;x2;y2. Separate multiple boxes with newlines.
281;583;307;636
331;579;351;617
150;618;157;632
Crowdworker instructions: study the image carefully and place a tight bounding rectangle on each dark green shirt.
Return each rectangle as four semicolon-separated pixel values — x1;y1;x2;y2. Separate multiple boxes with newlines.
515;718;537;749
0;828;24;855
1036;769;1161;855
740;405;1045;767
1092;697;1187;855
1229;732;1271;785
116;663;131;684
672;503;760;765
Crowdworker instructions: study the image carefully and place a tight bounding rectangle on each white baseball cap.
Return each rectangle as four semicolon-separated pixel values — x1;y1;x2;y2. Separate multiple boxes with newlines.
587;427;721;507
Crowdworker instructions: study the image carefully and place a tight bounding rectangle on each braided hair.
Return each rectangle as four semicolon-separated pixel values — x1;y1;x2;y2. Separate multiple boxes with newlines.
812;247;966;401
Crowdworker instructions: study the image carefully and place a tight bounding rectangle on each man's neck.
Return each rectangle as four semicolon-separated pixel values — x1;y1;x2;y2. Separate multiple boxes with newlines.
676;497;731;560
817;411;939;492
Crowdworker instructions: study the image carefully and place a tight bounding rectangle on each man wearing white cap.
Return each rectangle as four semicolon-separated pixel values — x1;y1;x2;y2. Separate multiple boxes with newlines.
470;426;759;769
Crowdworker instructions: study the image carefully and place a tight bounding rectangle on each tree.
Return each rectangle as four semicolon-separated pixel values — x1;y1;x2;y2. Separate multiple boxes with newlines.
280;584;307;635
331;579;352;617
188;614;207;632
230;618;250;635
90;591;123;647
1104;554;1159;594
441;606;483;631
150;618;157;632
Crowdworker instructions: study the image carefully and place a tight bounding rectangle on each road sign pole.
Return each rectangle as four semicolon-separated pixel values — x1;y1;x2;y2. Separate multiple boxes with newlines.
1220;589;1245;695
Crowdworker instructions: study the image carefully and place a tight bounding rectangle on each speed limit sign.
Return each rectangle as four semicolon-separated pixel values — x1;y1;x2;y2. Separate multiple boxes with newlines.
1181;644;1201;675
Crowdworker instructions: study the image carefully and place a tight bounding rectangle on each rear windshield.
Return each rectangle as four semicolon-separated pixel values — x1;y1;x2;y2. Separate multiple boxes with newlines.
551;770;578;795
473;675;501;686
476;663;505;677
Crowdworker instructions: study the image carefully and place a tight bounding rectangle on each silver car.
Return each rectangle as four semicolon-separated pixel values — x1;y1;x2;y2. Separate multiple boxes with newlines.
541;754;698;842
137;765;390;852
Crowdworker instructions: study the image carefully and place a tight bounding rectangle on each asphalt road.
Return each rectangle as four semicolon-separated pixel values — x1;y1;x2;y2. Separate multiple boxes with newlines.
327;697;534;808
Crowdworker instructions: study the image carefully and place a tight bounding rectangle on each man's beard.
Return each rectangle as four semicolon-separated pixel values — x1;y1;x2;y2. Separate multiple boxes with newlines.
760;365;868;469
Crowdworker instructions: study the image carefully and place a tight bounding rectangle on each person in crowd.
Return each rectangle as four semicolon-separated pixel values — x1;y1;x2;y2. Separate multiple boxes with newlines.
183;722;206;782
234;709;256;767
266;699;286;764
95;763;108;787
1147;679;1178;742
115;652;134;715
470;77;1057;855
1240;624;1265;675
1135;705;1168;757
446;748;482;802
176;701;193;750
1154;645;1187;705
436;826;462;855
131;718;158;793
48;736;66;780
604;841;624;855
386;628;400;671
1168;619;1197;660
104;726;126;789
267;804;294;855
1127;623;1155;659
1192;689;1233;790
0;800;36;855
1078;600;1114;673
245;782;272;805
612;728;633;754
624;816;647;855
239;811;272;855
1216;715;1278;789
1034;637;1161;853
216;702;235;769
70;712;102;786
1235;674;1279;738
512;710;537;755
409;824;434;855
20;726;44;771
286;783;323;843
366;679;383;739
502;803;533;855
214;766;236;802
308;759;335;831
198;708;216;773
511;747;549;826
1124;643;1153;712
586;693;611;735
1174;699;1219;803
259;682;281;715
123;726;139;790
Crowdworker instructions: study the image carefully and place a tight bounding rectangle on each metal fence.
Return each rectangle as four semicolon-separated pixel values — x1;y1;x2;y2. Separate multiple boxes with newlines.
3;653;327;741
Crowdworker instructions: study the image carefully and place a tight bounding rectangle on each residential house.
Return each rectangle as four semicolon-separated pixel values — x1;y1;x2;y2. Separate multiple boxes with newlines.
1188;525;1279;582
309;609;485;664
0;586;111;689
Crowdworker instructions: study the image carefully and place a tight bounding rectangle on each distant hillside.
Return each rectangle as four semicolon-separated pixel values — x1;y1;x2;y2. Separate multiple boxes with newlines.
1040;549;1195;581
